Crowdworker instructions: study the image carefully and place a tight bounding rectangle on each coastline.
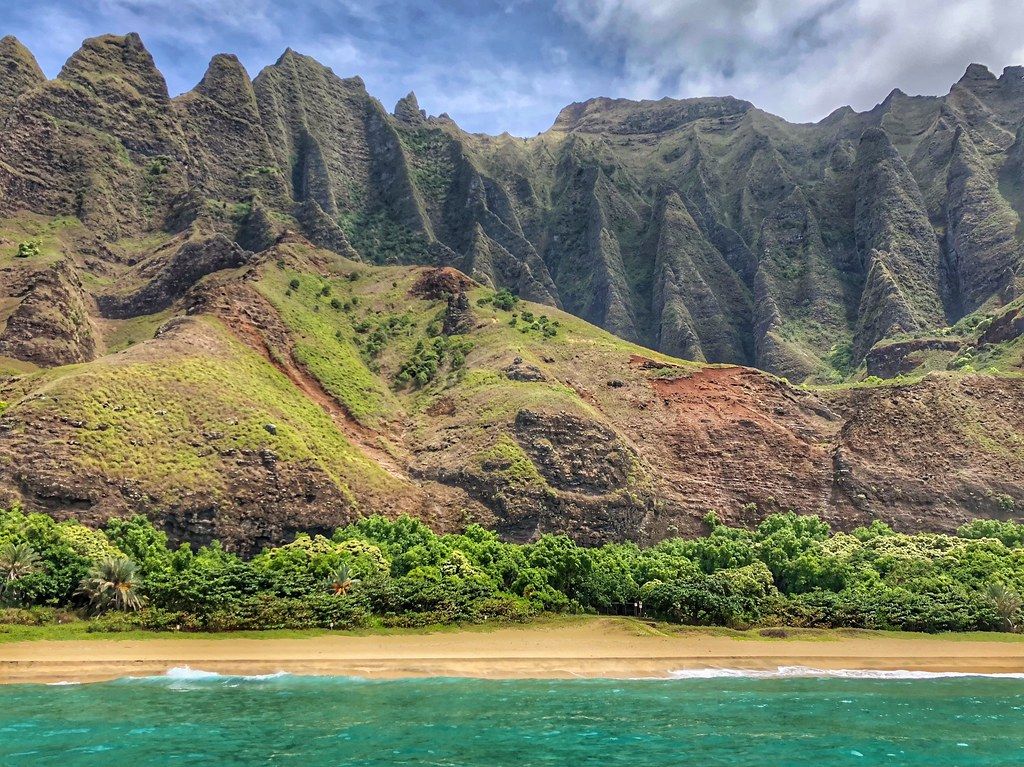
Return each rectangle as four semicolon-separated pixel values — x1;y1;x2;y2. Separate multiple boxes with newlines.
4;618;1024;684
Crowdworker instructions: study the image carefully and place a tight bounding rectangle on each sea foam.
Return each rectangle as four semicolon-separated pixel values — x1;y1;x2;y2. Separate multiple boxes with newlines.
666;666;1024;680
137;667;293;682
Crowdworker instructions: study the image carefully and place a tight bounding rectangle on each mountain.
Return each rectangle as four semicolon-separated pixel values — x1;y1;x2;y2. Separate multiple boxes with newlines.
0;33;1023;551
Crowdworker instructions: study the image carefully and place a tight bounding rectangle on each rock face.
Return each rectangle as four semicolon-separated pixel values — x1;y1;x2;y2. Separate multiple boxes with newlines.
865;338;962;379
0;35;45;119
96;234;253;318
1;34;1024;550
504;357;546;382
442;290;472;335
0;258;97;365
513;409;638;494
175;54;289;208
2;35;1024;377
852;128;946;357
981;303;1024;345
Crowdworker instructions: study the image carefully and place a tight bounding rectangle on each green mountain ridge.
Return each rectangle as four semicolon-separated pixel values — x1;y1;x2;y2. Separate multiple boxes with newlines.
1;33;1022;380
0;33;1023;550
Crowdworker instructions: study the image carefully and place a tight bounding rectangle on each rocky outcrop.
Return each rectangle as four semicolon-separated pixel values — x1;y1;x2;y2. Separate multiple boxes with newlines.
0;35;45;121
235;203;279;253
410;266;476;299
980;302;1024;345
0;258;97;366
503;357;546;382
393;91;427;125
865;338;962;379
97;234;253;317
442;290;473;335
513;409;640;494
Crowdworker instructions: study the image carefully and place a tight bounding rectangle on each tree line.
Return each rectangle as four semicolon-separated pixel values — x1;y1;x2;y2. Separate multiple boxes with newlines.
2;506;1023;633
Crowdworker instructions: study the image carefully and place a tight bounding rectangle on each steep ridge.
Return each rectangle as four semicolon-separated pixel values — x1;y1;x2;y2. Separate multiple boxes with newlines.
2;34;1024;380
0;35;44;121
0;34;1023;548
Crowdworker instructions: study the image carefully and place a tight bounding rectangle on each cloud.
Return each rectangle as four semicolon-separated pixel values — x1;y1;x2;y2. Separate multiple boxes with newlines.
554;0;1024;121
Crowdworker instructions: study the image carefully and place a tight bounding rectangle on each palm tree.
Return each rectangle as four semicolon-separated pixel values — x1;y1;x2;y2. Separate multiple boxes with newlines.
0;542;40;605
326;562;359;596
77;557;144;613
987;582;1022;632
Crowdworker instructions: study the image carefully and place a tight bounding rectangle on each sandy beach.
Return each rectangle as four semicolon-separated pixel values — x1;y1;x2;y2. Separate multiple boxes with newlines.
3;618;1024;684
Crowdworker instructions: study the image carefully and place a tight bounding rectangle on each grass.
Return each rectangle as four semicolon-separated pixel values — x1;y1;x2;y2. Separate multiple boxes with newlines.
5;316;389;500
3;613;1023;645
0;214;82;268
98;309;174;353
477;434;546;488
0;613;590;644
256;266;400;426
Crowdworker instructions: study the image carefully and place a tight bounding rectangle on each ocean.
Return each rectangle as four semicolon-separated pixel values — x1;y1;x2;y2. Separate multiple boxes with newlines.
2;669;1024;765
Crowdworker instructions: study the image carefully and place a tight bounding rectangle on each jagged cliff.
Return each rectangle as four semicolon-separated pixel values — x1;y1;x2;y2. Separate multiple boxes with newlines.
2;33;1022;378
1;34;1023;549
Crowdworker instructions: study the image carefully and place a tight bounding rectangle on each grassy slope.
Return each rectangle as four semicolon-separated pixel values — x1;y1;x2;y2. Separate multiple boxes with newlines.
1;228;1021;531
1;314;389;503
253;245;692;487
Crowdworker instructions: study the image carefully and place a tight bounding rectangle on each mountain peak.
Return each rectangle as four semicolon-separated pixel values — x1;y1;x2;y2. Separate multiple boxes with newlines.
394;91;426;124
275;47;298;65
0;34;45;115
57;32;169;102
195;53;253;99
551;94;752;134
266;47;365;91
0;34;40;64
959;63;996;83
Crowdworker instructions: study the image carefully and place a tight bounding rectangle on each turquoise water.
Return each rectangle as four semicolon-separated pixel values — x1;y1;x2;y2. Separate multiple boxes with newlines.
3;671;1024;765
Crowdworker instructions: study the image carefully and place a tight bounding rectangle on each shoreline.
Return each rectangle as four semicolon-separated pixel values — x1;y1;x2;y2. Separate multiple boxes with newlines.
4;618;1024;684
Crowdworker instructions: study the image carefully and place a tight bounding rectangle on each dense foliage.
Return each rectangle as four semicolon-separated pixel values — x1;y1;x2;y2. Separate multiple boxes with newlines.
1;506;1023;634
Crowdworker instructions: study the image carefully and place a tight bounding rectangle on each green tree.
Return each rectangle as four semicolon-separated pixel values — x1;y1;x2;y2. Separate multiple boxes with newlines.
77;557;145;613
0;542;40;605
987;582;1022;632
326;562;359;595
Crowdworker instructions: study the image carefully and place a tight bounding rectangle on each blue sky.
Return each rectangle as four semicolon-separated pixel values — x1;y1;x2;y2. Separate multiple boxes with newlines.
6;1;1024;136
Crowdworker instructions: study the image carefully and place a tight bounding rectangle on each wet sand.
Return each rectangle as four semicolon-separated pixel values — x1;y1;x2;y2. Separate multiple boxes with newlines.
3;618;1024;684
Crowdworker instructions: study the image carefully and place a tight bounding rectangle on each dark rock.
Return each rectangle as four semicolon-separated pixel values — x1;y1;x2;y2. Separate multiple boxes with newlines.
0;258;97;366
980;304;1024;345
513;409;637;494
97;234;253;318
442;290;473;335
865;338;962;378
410;267;476;300
504;357;547;382
235;203;279;252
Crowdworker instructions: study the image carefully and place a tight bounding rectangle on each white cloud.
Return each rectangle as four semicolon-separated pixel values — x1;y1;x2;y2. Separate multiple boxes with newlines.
555;0;1024;122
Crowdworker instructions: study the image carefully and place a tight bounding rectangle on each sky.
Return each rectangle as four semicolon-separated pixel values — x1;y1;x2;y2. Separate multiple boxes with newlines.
6;0;1024;136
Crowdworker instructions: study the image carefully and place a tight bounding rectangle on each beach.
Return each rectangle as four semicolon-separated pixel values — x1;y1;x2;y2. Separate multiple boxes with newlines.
3;618;1024;684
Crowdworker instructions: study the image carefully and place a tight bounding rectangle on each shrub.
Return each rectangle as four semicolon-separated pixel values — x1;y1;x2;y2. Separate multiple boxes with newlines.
16;240;41;258
491;288;518;311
